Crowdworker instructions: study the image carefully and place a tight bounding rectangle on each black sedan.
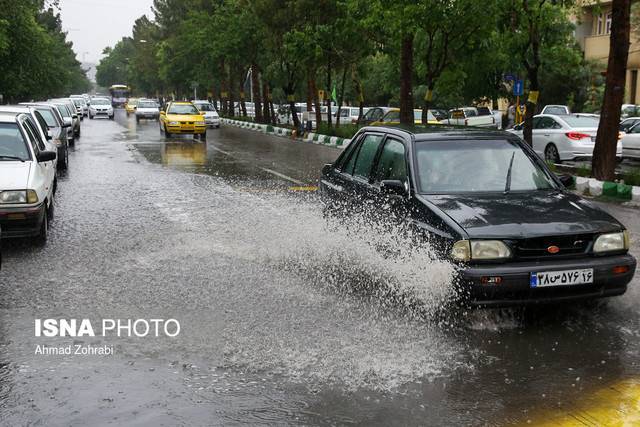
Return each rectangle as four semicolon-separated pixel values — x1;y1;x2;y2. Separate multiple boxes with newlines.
319;126;636;306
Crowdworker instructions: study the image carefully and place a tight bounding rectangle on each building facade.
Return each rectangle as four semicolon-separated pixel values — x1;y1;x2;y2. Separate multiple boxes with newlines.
576;1;640;104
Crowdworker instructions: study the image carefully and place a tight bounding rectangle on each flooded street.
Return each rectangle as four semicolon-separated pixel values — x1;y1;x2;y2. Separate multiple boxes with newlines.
2;111;640;425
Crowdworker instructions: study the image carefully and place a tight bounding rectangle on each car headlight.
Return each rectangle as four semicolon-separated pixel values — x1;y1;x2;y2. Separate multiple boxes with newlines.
593;231;629;253
169;121;179;126
450;240;512;261
196;121;205;125
0;190;38;204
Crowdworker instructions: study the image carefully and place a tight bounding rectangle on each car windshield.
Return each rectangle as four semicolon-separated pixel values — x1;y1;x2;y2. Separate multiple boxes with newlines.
138;101;158;108
168;104;199;115
195;103;215;112
415;139;556;193
72;99;83;106
92;99;110;105
35;109;57;127
0;123;30;161
561;115;599;128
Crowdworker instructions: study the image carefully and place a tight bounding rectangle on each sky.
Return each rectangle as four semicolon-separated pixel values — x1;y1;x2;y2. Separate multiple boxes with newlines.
59;0;155;64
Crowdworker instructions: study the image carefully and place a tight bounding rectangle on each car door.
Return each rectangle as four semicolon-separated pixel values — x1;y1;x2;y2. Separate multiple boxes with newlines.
622;124;640;158
21;117;52;201
370;136;410;220
347;133;386;216
541;116;567;159
532;116;559;157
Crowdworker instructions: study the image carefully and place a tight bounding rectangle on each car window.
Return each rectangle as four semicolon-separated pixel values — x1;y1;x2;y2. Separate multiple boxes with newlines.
352;134;384;179
382;111;400;122
33;111;50;138
538;117;560;130
336;134;363;171
36;108;58;127
562;115;599;127
631;124;640;134
0;123;30;161
544;106;567;115
22;118;42;154
374;138;407;183
532;117;541;129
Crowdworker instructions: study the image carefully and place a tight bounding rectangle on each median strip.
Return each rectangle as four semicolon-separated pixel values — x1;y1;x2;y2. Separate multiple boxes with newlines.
221;118;351;150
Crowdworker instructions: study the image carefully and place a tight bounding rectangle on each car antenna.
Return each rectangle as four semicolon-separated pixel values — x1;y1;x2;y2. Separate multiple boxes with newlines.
504;151;515;194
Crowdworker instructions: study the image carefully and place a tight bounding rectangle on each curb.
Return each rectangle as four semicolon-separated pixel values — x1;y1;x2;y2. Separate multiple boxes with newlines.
221;118;351;150
574;176;637;202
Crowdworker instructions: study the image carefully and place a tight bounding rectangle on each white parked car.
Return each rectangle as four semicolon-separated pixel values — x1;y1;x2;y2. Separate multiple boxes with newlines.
192;100;220;128
620;117;640;133
442;107;497;128
135;100;160;122
0;112;57;242
88;98;114;120
70;96;88;118
621;123;640;159
508;114;622;163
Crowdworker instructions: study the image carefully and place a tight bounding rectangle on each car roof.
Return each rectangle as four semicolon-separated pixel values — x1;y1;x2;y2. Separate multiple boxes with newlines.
170;101;193;105
359;125;516;142
0;112;21;123
0;105;31;113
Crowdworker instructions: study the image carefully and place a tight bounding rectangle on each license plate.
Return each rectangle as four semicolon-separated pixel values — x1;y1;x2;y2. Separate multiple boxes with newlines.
530;268;593;288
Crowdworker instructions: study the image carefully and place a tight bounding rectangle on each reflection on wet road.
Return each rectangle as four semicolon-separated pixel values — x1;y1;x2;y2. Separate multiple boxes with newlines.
1;110;639;425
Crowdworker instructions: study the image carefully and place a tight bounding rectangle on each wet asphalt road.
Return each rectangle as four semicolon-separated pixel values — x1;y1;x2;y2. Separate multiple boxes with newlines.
1;110;640;425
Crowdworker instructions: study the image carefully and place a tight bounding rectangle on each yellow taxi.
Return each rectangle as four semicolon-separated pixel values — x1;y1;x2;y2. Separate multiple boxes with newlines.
159;101;207;139
372;108;440;125
125;98;138;116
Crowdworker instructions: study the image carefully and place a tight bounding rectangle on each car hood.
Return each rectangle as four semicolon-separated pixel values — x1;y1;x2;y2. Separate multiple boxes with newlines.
165;114;204;121
419;191;623;239
0;162;31;189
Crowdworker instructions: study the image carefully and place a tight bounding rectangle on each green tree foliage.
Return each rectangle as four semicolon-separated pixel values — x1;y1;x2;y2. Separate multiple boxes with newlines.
0;1;90;102
96;0;596;129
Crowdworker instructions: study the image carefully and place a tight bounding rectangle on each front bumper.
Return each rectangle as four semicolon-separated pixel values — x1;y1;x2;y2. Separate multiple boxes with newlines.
458;254;636;307
0;203;46;238
205;117;220;127
166;124;207;134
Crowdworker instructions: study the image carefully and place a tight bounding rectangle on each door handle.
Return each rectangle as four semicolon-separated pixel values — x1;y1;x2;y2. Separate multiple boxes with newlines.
543;134;550;137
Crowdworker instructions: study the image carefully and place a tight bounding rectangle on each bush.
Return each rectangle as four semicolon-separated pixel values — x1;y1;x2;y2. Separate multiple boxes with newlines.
316;123;361;139
623;168;640;186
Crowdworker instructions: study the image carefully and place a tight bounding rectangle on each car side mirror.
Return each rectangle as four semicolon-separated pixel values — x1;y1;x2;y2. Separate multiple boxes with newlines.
46;130;53;140
63;117;72;127
322;163;333;176
558;174;574;187
380;179;407;197
37;151;57;163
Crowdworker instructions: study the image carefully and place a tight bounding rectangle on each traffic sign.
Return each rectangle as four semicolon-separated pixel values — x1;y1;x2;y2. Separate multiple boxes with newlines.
513;79;524;96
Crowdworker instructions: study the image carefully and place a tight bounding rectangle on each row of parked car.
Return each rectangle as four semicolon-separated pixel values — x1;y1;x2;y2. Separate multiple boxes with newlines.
0;95;93;244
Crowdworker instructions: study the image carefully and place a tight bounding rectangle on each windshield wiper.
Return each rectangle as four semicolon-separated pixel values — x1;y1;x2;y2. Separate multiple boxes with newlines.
504;151;515;193
0;155;26;162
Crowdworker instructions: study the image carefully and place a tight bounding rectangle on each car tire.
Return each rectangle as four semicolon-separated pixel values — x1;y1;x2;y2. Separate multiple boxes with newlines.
89;114;93;119
58;144;68;170
109;115;114;120
200;132;207;140
136;116;140;123
47;195;55;221
544;144;561;164
36;208;48;245
165;125;171;138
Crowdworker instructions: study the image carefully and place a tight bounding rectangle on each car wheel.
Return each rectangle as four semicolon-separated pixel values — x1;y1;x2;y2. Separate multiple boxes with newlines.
37;208;48;245
165;125;171;138
89;114;93;119
109;115;114;120
58;145;68;170
545;144;560;164
136;116;140;123
200;132;207;140
47;195;55;221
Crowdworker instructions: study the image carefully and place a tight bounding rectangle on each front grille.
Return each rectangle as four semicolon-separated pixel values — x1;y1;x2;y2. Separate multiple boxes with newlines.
512;233;593;260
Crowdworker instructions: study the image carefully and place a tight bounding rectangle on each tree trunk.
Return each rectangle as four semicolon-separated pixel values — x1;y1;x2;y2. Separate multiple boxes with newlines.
251;64;263;123
593;0;631;181
262;79;270;123
228;69;235;117
239;75;247;117
399;34;414;125
523;69;538;147
326;57;333;128
219;60;228;115
422;82;434;125
352;68;364;122
311;77;321;128
336;66;348;128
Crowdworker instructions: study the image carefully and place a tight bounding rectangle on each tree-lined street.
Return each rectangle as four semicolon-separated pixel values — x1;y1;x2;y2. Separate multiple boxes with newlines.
1;114;640;425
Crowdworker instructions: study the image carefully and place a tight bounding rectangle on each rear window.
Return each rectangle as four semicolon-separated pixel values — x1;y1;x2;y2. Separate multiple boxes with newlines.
138;101;158;108
195;103;215;112
0;123;30;161
36;109;57;127
544;106;568;115
562;116;599;128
